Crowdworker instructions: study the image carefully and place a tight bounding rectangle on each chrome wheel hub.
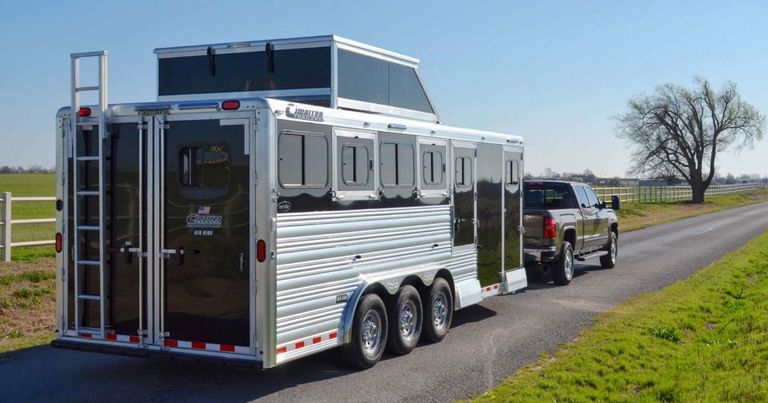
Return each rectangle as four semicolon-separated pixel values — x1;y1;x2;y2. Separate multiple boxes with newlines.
433;293;448;329
399;300;417;339
564;250;574;280
361;310;382;358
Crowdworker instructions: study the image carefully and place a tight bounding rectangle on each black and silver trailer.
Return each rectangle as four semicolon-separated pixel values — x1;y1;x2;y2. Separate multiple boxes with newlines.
53;35;526;368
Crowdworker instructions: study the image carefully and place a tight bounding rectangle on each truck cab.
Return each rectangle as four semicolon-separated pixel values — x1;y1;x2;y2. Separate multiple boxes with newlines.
523;181;619;285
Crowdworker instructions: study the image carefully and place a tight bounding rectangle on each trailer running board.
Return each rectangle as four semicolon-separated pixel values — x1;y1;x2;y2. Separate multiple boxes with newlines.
576;250;608;261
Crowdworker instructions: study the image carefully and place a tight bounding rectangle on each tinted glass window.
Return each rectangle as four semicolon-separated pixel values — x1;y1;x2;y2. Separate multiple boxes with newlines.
341;144;370;186
338;50;388;105
506;160;520;186
380;142;414;187
338;50;434;114
455;157;473;188
585;187;600;206
179;144;230;188
524;183;578;209
575;186;590;207
159;47;331;96
422;150;444;185
278;132;328;188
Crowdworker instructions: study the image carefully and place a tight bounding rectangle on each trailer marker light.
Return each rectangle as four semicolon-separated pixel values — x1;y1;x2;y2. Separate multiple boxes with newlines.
55;232;63;253
78;107;91;117
222;100;240;110
257;239;267;262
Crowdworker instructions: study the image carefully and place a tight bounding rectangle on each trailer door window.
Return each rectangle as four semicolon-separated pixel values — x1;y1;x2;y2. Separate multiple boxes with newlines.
380;142;414;187
341;144;370;186
278;132;328;188
179;144;230;191
422;150;444;186
506;160;520;187
455;157;473;188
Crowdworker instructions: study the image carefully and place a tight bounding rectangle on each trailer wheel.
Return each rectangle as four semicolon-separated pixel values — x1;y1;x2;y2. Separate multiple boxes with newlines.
386;285;422;355
421;277;453;343
600;232;618;269
341;293;388;369
552;241;574;286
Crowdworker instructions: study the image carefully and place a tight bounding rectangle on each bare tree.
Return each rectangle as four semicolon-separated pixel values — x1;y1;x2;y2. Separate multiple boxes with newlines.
616;78;765;203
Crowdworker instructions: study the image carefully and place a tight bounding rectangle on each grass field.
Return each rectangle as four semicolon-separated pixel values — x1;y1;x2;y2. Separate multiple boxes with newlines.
0;259;56;352
618;189;768;232
473;230;768;402
0;173;56;261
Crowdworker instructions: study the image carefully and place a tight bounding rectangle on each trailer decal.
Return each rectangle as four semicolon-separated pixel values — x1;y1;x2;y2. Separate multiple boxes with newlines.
162;338;250;354
77;332;140;344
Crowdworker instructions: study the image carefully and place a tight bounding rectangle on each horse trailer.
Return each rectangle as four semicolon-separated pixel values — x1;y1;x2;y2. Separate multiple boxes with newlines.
52;35;527;368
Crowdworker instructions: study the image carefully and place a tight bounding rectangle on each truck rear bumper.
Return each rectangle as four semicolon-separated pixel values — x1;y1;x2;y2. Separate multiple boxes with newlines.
524;246;557;263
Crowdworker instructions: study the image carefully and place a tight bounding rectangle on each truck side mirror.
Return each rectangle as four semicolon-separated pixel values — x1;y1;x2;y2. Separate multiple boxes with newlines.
611;195;620;211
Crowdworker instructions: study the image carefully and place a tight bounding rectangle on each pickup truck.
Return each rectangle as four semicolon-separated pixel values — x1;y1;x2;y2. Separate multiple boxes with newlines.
523;181;619;285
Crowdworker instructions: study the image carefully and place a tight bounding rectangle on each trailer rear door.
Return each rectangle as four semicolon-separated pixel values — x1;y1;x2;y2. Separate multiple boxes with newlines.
157;117;251;349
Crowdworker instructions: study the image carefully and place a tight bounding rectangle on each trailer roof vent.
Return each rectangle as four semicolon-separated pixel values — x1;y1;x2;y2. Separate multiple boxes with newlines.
154;35;438;122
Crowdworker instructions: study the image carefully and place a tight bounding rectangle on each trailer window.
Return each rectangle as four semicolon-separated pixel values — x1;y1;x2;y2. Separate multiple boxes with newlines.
380;142;414;187
506;160;520;186
159;47;331;96
278;132;328;188
179;144;230;189
455;157;473;188
338;50;434;114
422;150;444;186
341;144;370;186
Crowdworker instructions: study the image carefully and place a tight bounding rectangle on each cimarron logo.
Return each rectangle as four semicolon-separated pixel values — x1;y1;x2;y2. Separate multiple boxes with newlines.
186;214;223;229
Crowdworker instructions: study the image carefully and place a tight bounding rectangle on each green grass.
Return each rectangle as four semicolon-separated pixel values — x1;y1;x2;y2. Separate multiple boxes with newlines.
473;230;768;402
618;190;768;232
0;173;56;261
0;260;57;353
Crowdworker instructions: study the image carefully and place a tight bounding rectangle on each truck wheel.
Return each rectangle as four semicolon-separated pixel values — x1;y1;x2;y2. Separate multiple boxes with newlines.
341;293;388;369
600;232;618;269
421;278;453;343
386;285;422;355
552;241;574;286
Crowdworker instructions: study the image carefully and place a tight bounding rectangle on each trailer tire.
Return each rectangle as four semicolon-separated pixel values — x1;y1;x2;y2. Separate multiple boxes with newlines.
600;232;618;269
386;285;422;355
341;293;388;369
421;278;453;343
552;241;574;286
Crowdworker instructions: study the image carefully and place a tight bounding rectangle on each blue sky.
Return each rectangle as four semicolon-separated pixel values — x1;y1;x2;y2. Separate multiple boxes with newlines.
1;0;766;177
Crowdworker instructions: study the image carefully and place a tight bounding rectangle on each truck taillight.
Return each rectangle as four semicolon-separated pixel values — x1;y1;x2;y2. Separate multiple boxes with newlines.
257;239;266;262
543;217;557;239
55;232;63;253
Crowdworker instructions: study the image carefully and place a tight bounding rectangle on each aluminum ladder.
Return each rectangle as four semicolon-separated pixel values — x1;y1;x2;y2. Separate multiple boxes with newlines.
70;51;108;336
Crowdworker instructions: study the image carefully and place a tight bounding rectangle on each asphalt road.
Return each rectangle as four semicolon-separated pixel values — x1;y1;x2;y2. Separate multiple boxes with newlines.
3;202;768;402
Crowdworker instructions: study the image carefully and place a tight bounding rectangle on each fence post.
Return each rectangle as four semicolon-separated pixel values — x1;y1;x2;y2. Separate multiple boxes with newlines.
2;192;10;262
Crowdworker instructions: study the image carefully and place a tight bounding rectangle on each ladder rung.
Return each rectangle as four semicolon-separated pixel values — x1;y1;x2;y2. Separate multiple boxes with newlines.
77;294;102;301
76;225;100;231
76;190;99;196
76;156;99;161
76;86;100;92
77;260;101;266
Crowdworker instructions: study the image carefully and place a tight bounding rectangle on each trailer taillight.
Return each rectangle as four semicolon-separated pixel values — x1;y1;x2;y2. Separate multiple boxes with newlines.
222;100;240;110
55;232;63;253
543;217;557;239
78;107;91;117
257;239;266;262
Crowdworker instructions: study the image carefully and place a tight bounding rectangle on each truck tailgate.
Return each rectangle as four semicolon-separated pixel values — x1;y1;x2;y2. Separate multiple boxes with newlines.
523;210;545;238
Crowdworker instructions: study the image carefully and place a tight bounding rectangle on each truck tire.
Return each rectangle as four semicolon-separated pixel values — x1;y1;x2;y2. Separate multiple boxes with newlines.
386;285;423;355
552;241;574;286
341;293;388;369
600;232;618;269
421;278;453;343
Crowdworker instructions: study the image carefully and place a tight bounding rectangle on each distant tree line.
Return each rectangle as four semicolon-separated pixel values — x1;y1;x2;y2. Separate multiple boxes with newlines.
0;165;55;174
524;168;767;186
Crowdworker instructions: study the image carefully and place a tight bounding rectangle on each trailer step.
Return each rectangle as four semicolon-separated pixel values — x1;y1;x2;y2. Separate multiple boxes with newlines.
77;294;102;301
576;251;608;261
76;190;100;196
76;156;100;161
75;85;100;92
76;225;100;231
77;259;101;266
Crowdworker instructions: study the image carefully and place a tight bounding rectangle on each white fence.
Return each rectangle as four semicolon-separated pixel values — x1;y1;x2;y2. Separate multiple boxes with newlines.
0;192;56;262
593;183;765;205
